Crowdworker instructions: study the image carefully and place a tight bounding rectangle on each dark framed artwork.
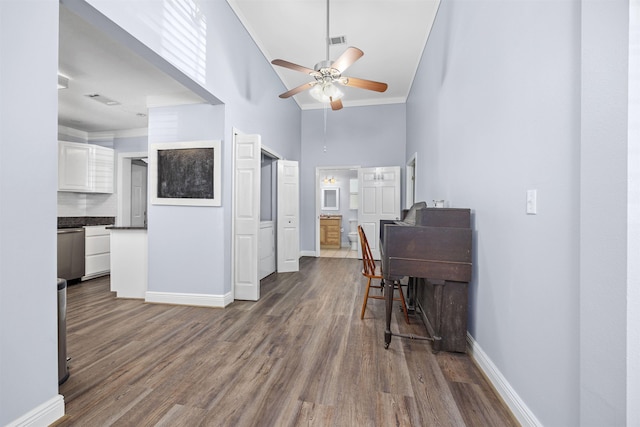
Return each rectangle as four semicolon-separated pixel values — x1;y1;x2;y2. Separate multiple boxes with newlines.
150;140;221;206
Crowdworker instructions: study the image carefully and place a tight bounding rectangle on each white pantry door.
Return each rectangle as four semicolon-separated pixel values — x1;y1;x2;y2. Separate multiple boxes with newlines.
358;166;401;260
233;133;260;300
277;160;299;272
130;162;147;227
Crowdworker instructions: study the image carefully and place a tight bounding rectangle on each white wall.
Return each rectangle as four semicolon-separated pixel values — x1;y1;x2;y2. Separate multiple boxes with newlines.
580;1;636;425
300;104;406;252
627;4;640;423
407;1;580;425
0;1;63;425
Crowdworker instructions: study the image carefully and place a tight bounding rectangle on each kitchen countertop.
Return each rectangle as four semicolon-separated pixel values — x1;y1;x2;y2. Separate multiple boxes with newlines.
58;216;115;229
107;226;147;230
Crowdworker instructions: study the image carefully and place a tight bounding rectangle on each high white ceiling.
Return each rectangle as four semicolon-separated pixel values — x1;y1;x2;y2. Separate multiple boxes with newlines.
58;1;439;133
58;6;205;133
226;0;440;110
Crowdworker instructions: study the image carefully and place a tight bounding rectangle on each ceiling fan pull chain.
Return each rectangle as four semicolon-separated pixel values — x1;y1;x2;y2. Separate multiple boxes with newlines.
323;104;328;152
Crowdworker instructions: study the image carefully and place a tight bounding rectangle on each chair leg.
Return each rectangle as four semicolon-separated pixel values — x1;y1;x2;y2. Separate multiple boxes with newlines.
397;283;410;325
361;277;372;319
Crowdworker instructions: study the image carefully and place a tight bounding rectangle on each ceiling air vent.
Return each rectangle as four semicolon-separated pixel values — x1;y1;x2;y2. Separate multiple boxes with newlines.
329;35;346;46
84;93;120;106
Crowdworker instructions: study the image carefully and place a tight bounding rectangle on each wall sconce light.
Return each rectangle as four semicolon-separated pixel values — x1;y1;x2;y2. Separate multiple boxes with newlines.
322;176;336;184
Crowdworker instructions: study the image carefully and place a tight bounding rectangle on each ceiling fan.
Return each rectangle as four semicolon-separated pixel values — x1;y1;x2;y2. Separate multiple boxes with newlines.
271;0;388;111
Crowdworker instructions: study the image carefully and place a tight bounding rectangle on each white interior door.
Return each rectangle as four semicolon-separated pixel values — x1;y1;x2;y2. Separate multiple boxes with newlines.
233;133;261;300
358;166;401;260
130;162;147;227
277;160;299;272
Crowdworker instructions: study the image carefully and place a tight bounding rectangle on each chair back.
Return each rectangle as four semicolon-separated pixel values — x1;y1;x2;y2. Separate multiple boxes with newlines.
358;226;378;277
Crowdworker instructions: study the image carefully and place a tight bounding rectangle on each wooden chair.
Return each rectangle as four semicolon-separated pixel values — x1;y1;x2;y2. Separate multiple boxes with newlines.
358;226;410;324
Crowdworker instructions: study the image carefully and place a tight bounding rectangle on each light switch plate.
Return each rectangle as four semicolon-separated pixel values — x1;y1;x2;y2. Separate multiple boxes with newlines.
526;189;537;214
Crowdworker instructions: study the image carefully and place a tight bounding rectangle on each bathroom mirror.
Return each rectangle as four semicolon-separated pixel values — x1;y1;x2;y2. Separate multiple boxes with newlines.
321;187;340;210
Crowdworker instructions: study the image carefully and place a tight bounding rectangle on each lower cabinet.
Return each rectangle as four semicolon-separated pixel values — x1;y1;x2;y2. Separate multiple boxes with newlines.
83;225;110;279
320;216;342;249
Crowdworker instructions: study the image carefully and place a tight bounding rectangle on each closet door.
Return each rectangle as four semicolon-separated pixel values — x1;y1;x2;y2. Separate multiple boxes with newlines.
233;133;260;300
277;160;299;273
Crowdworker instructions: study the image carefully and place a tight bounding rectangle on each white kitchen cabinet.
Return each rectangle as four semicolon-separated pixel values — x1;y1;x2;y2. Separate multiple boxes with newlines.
110;228;147;299
92;145;114;193
58;141;114;193
83;225;110;279
58;141;92;192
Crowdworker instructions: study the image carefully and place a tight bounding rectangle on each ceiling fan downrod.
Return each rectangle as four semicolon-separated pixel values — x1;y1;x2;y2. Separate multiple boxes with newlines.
270;0;388;110
325;0;330;62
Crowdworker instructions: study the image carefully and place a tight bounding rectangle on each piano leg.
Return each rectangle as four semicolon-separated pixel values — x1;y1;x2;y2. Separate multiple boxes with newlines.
384;279;396;349
406;277;416;314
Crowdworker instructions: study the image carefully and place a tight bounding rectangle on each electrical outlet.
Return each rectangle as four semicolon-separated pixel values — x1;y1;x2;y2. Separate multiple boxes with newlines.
526;189;537;215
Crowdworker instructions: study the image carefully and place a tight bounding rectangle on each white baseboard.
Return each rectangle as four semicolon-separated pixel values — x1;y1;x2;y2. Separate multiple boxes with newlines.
145;290;233;307
6;394;65;427
300;250;317;257
467;333;542;427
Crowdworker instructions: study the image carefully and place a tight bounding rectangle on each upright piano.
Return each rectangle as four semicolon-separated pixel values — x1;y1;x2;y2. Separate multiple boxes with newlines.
380;206;472;352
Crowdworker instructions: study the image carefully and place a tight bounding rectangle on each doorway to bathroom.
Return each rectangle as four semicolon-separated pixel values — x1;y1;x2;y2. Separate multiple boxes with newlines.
315;166;359;258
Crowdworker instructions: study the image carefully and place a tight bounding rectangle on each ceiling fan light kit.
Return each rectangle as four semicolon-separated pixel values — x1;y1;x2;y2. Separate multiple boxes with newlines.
309;82;343;103
271;0;387;111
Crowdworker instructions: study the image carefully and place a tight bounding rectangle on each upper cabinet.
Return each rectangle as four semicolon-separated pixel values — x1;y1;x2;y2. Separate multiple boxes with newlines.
58;141;114;193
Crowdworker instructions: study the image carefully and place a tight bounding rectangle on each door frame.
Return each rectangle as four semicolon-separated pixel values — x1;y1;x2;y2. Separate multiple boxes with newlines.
231;127;283;300
260;147;281;279
116;151;148;227
314;165;359;256
406;152;417;209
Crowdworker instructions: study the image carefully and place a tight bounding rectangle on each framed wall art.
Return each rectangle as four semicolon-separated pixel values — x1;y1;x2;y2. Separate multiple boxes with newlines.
149;140;222;206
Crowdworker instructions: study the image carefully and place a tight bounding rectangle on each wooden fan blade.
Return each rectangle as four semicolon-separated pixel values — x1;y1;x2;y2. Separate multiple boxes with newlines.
330;97;343;111
342;76;388;93
279;82;315;98
331;47;364;73
271;59;317;75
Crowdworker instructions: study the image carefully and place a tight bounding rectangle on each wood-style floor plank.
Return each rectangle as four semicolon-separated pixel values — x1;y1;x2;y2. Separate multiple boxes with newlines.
53;257;518;427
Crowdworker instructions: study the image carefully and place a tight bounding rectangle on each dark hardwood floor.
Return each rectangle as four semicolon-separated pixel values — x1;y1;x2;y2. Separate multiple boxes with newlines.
53;257;518;426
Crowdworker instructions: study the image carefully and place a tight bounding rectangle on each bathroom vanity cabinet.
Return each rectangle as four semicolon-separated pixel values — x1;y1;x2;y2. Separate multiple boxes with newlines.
320;215;341;249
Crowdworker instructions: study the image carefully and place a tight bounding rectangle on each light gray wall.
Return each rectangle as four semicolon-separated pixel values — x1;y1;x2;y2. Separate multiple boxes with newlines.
0;1;60;425
300;104;406;252
79;0;302;296
114;134;148;153
147;103;225;296
407;1;580;425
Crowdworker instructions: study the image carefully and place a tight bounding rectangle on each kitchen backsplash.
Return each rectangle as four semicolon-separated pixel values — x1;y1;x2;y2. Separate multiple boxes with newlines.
58;191;117;217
